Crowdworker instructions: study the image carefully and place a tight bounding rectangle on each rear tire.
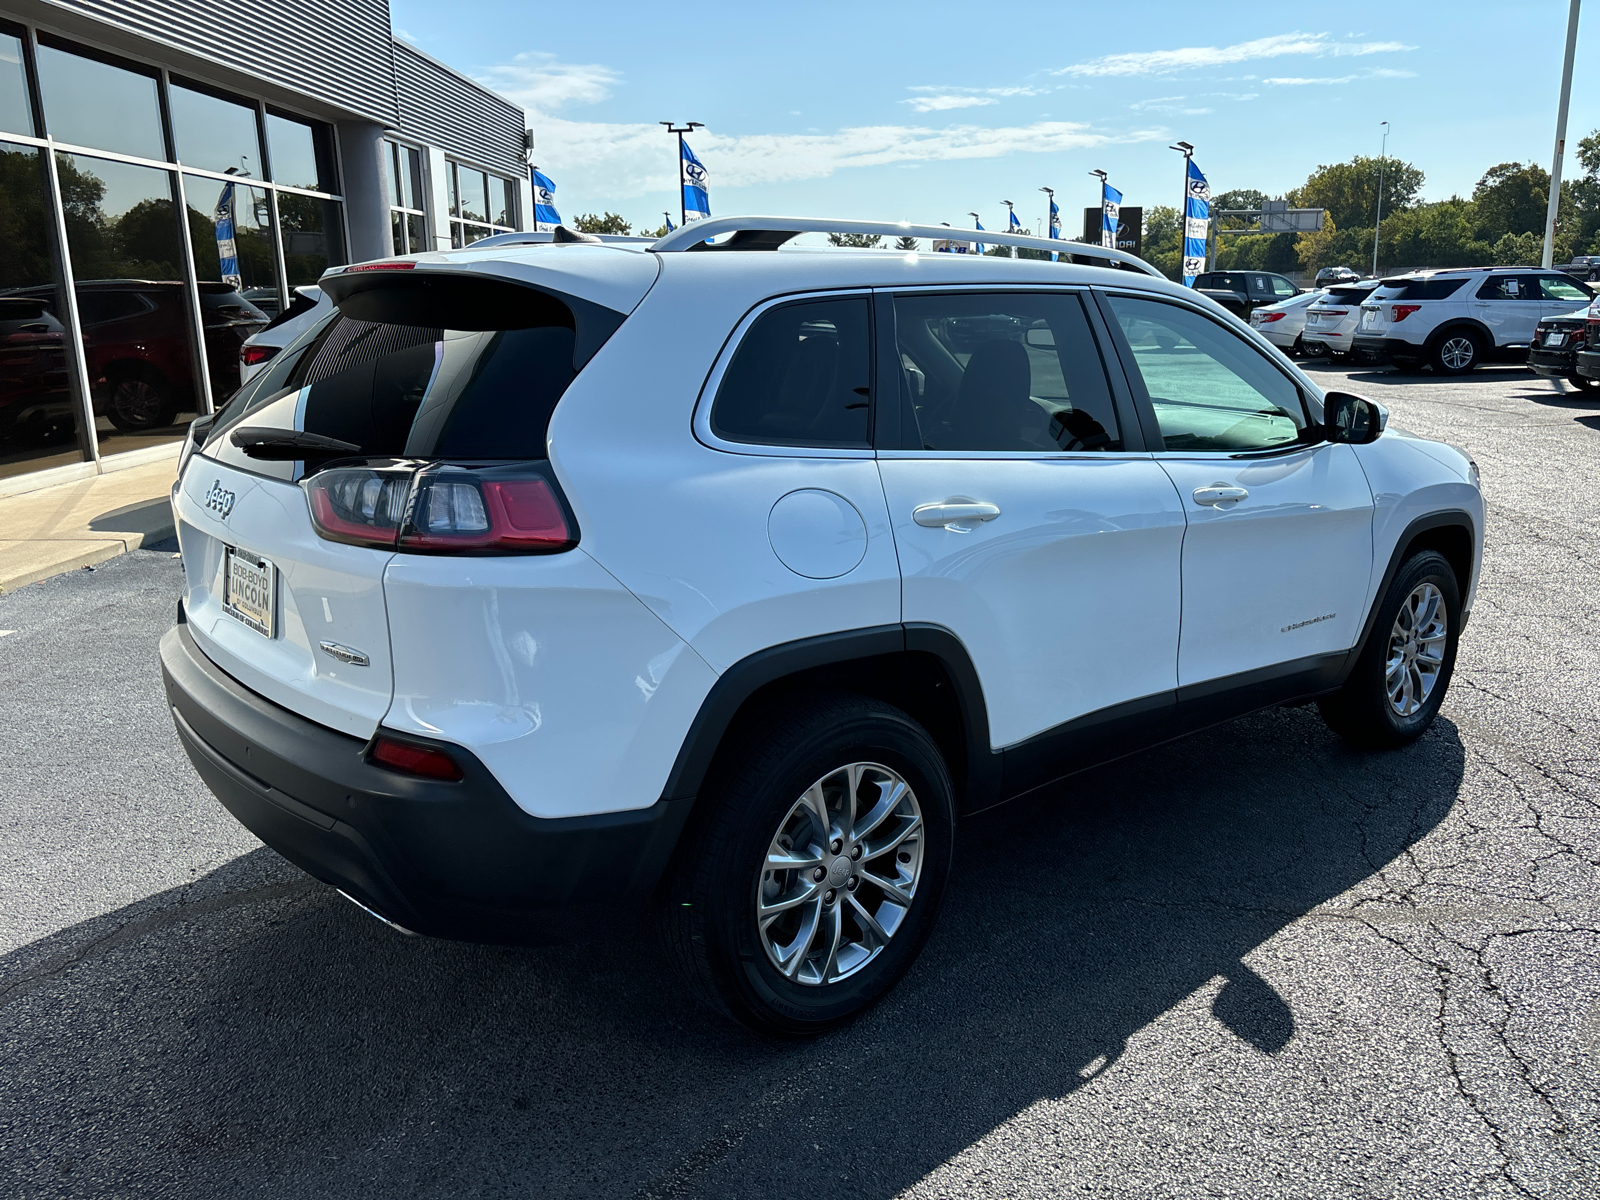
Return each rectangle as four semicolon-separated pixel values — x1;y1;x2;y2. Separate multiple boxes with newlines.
1567;372;1600;391
1430;331;1481;375
659;693;954;1036
1318;550;1461;749
104;367;177;432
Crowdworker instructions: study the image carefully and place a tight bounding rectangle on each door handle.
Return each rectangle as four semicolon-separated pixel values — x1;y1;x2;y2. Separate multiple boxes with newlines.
913;501;1002;529
1191;485;1249;508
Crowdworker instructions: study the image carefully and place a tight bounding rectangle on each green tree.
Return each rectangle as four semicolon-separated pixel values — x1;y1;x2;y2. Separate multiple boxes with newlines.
1472;162;1549;242
1141;204;1182;280
894;235;918;251
1212;188;1268;230
1292;156;1423;232
643;223;672;239
572;211;631;234
827;232;883;248
0;147;57;289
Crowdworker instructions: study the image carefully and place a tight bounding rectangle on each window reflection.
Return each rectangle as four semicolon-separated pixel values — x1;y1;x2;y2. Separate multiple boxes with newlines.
457;166;487;223
186;174;277;392
170;80;263;179
0;30;33;137
278;192;343;285
496;178;515;227
35;39;164;161
0;142;85;478
266;110;335;192
56;152;215;454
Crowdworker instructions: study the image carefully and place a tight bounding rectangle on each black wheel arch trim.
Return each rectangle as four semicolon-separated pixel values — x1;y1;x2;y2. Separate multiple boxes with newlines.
1350;510;1477;664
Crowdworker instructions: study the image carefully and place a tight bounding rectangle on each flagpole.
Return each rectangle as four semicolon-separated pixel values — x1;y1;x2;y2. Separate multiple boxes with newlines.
1170;141;1194;279
660;121;703;228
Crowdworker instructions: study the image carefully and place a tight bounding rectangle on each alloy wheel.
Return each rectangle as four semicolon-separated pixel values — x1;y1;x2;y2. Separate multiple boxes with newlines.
756;762;923;986
1439;337;1476;371
112;379;165;426
1385;582;1448;717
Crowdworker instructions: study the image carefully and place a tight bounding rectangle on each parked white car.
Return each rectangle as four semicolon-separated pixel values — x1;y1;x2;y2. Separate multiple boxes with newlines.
1302;280;1381;358
162;217;1484;1034
1248;288;1326;354
1354;268;1594;373
238;285;330;385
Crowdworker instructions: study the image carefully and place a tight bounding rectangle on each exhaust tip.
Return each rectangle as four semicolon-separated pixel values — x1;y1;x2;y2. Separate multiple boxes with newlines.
336;889;420;937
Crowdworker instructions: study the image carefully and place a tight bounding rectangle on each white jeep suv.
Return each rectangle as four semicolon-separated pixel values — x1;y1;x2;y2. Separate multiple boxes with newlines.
162;218;1484;1033
1353;267;1594;373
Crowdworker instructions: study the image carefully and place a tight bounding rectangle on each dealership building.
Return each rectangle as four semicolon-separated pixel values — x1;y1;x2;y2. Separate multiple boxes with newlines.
0;0;531;493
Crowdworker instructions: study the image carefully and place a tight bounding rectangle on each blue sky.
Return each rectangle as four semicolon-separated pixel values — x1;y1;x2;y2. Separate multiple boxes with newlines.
393;0;1597;235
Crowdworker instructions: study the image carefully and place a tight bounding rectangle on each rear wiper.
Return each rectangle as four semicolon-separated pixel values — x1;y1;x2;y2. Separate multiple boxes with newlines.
229;426;361;460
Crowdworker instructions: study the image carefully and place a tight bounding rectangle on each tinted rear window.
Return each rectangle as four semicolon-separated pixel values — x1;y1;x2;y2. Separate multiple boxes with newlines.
203;292;587;479
1383;278;1469;301
1323;286;1372;304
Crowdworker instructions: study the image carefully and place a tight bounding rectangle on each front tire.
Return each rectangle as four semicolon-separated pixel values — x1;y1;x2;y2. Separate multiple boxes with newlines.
104;367;177;432
1318;550;1461;749
661;693;954;1035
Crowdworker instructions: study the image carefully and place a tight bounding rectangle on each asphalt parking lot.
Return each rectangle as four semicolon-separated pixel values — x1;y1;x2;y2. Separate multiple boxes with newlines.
2;361;1597;1199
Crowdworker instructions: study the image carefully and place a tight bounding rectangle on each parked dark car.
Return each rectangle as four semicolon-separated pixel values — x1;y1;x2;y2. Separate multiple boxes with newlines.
1315;265;1360;286
2;280;268;433
1529;307;1597;390
0;296;75;443
1192;270;1302;319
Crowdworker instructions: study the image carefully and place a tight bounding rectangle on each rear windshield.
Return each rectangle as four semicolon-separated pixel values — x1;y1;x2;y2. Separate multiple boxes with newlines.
1377;278;1469;301
1321;286;1374;304
202;276;618;481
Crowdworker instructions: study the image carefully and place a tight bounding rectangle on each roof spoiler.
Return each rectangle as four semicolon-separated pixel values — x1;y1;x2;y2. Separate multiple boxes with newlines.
648;215;1164;277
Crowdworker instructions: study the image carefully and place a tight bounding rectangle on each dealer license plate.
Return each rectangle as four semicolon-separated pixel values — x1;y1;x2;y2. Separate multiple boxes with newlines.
1546;332;1567;347
223;547;276;638
1360;307;1377;329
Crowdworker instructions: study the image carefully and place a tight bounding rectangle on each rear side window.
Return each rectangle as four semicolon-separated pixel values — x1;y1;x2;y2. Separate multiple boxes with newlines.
711;296;871;448
1475;276;1536;301
1384;278;1470;301
889;290;1119;453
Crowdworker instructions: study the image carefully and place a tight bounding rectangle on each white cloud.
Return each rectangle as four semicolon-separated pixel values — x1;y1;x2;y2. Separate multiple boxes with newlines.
480;52;622;111
1264;67;1416;85
1057;31;1413;77
1127;94;1212;114
904;95;1000;112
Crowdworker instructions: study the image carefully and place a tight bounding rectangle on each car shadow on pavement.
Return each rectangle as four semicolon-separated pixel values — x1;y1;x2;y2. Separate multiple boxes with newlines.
0;705;1464;1199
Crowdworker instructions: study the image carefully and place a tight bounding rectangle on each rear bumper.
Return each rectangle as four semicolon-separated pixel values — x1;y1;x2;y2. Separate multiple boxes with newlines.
1575;349;1600;380
1352;335;1426;362
160;622;689;942
1528;346;1578;376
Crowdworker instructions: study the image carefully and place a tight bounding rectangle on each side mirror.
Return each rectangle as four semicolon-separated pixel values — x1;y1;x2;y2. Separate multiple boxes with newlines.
1322;391;1387;444
1024;327;1055;348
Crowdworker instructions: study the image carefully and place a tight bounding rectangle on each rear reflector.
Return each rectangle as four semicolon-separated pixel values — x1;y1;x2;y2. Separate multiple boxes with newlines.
370;735;464;781
240;343;280;368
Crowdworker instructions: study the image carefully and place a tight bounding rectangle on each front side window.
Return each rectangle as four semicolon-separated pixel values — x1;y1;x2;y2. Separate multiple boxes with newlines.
1271;276;1297;298
711;296;871;448
890;291;1120;452
1540;274;1591;302
1106;293;1307;453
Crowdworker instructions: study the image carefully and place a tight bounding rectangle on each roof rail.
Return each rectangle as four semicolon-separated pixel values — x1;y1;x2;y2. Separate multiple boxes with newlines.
648;215;1164;278
469;229;656;249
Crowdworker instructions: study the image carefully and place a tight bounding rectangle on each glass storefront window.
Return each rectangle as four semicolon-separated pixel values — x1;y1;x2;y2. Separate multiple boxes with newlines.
497;178;516;227
457;165;488;223
386;140;427;255
266;110;335;193
278;192;344;285
35;39;164;162
0;142;86;479
56;151;207;455
0;29;34;137
170;79;263;179
186;175;277;396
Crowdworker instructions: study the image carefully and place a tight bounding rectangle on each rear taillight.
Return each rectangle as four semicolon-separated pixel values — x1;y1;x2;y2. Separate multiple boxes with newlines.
240;343;279;368
302;462;577;555
369;735;463;781
1259;312;1285;323
1391;304;1421;322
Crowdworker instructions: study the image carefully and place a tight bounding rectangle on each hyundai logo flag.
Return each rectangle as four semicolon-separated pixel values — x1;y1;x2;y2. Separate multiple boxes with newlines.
531;167;561;231
1183;160;1211;286
214;182;241;289
1100;180;1122;251
1048;196;1061;239
681;140;710;223
973;217;986;255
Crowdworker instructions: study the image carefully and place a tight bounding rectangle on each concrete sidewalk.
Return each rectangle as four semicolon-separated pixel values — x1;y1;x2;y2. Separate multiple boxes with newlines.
0;460;179;593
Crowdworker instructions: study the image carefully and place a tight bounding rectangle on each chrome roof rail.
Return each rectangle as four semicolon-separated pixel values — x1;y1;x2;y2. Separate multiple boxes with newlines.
648;215;1164;278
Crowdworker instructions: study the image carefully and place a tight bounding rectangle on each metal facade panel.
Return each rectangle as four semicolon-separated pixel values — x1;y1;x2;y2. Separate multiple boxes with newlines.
393;39;524;178
37;0;398;124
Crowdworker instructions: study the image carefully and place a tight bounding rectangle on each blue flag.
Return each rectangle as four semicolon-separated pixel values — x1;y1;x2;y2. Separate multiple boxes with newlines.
1101;181;1123;250
681;140;710;222
1048;196;1060;239
973;217;986;255
663;211;676;232
1008;207;1022;232
531;167;561;230
1183;160;1210;286
214;182;241;286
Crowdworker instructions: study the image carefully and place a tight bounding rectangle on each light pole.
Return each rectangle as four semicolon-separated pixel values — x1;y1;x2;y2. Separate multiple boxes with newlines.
659;121;703;227
1372;121;1389;278
1543;0;1582;269
1088;170;1107;246
1039;187;1056;260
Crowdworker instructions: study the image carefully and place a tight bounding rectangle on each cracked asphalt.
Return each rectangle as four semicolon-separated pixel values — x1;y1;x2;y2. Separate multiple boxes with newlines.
1;360;1597;1198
